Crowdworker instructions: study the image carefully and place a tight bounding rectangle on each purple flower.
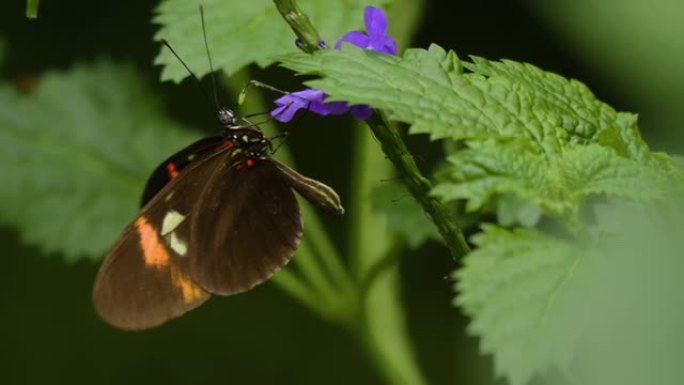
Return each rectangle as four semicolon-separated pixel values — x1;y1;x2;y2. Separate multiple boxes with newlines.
335;6;397;55
349;105;373;120
272;6;396;122
271;89;348;122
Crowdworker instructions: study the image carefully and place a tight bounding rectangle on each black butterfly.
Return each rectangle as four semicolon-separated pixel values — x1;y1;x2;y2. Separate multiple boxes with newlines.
92;109;343;330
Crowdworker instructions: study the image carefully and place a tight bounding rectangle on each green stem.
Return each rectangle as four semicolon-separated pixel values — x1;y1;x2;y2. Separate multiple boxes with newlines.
348;124;429;385
366;112;471;259
285;240;340;306
26;0;40;19
360;265;429;385
272;0;322;53
271;269;332;320
272;1;434;385
300;203;357;297
347;123;393;278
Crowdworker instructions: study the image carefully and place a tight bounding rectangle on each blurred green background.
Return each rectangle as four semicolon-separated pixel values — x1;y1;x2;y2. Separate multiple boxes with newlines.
1;0;682;384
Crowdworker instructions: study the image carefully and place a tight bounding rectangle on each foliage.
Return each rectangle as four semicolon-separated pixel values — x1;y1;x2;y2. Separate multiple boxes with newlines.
276;42;684;384
154;0;390;81
277;45;683;229
0;60;198;259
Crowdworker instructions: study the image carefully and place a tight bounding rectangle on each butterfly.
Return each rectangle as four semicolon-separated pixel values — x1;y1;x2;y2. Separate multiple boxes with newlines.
92;108;343;330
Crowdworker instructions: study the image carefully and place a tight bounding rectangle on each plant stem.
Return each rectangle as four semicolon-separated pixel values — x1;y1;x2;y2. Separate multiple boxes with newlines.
365;112;471;259
348;124;429;385
272;1;436;385
360;265;429;385
271;269;333;320
272;0;322;53
272;0;470;260
26;0;40;19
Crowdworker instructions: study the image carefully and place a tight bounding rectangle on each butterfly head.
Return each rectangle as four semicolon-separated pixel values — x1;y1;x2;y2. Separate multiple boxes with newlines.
217;108;237;127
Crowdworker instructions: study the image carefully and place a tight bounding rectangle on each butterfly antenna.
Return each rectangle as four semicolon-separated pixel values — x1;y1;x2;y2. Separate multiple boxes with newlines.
200;4;221;110
268;132;290;154
239;80;290;105
159;38;214;109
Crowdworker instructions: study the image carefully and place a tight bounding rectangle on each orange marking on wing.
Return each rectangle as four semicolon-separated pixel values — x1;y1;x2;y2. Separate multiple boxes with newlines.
246;158;255;168
134;217;204;301
166;162;180;179
219;140;234;149
170;265;205;302
135;217;170;268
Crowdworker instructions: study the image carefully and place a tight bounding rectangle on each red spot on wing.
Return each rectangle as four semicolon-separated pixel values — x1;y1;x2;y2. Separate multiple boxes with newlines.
166;162;180;179
246;159;255;168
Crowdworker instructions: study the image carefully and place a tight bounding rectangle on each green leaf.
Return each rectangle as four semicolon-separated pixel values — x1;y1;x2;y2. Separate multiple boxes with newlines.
278;45;684;225
530;0;684;148
154;0;390;82
276;32;684;385
0;60;199;260
457;199;684;385
279;45;471;139
573;200;684;385
496;193;542;228
455;225;590;385
433;139;670;227
674;154;684;167
278;45;646;151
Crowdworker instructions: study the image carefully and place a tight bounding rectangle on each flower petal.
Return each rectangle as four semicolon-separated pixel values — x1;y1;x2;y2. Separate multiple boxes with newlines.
364;6;387;37
271;103;298;122
271;89;327;122
382;36;397;55
308;100;331;115
350;105;373;120
364;35;397;55
322;101;350;115
335;31;370;50
291;88;326;103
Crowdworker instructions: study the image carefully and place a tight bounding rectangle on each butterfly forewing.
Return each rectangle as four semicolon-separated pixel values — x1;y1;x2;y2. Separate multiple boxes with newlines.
140;136;228;206
189;157;303;295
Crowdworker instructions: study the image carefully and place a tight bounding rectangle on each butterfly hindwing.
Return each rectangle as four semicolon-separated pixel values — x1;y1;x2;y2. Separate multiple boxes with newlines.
93;146;235;330
92;217;209;330
189;157;303;295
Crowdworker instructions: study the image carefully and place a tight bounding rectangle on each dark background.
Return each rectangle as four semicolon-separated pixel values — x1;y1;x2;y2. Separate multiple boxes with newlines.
1;0;681;384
